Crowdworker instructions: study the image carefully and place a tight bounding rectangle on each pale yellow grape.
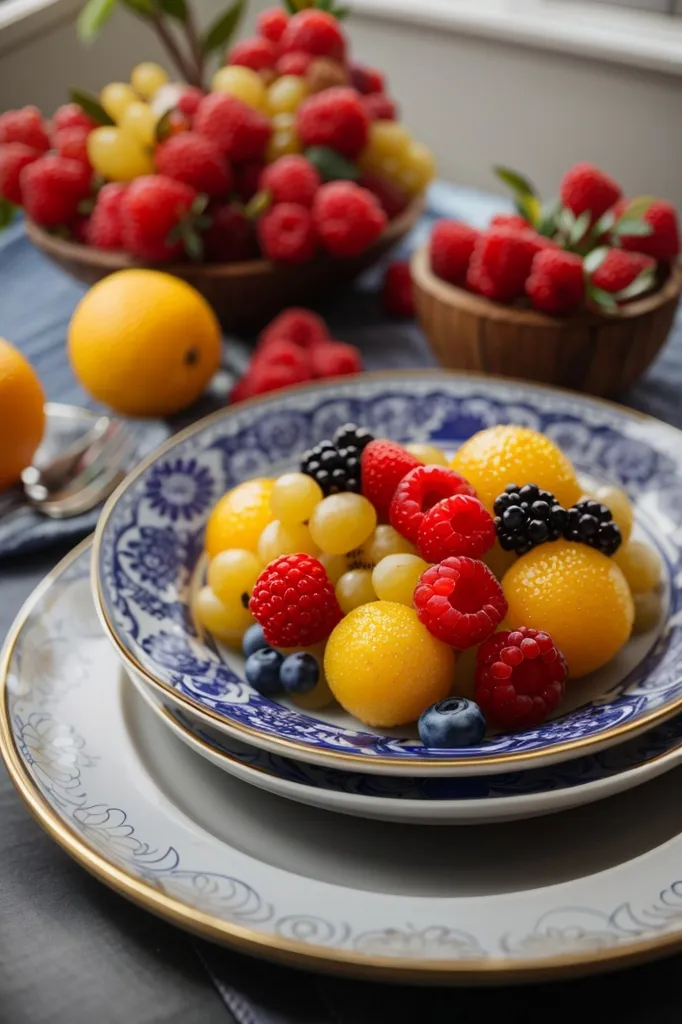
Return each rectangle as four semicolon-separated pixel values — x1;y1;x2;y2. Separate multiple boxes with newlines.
270;472;322;526
335;569;377;614
194;586;254;646
397;142;437;194
212;66;267;110
405;442;447;467
319;552;347;584
267;75;309;114
359;121;411;169
272;112;295;130
119;101;157;147
207;549;263;605
100;82;137;122
87;127;154;181
614;540;662;594
633;590;664;635
131;62;169;100
372;553;429;606
309;493;377;554
365;524;416;564
257;519;318;564
266;126;301;161
591;484;634;545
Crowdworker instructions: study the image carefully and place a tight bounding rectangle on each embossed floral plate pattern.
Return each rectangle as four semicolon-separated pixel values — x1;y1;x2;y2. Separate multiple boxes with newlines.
94;372;682;775
7;541;682;981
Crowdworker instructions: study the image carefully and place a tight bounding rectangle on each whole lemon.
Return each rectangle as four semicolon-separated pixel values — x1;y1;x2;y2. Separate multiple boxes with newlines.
0;338;45;491
68;270;221;417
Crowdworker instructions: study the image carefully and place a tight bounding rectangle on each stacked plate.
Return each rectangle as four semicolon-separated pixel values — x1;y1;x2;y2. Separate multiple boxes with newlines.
4;370;682;984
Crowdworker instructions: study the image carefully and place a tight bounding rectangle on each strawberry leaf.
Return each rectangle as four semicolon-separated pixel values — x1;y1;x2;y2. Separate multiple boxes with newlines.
159;0;187;20
245;190;272;219
69;87;115;125
77;0;117;43
0;197;17;231
514;193;541;228
494;165;537;199
612;218;653;238
283;0;297;11
619;195;655;220
583;245;609;275
155;109;174;143
202;0;246;57
569;210;591;247
182;227;204;262
537;198;561;238
586;283;619;314
329;3;349;16
191;194;209;216
615;267;656;302
557;206;576;236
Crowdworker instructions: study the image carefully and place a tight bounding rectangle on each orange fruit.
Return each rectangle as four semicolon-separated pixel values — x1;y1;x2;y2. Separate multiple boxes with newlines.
68;270;221;417
450;425;581;513
205;478;275;558
0;338;45;492
502;539;634;678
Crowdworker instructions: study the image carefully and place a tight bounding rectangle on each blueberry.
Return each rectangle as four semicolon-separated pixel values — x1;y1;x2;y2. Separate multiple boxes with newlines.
280;652;319;694
242;623;269;659
245;648;283;695
418;697;487;749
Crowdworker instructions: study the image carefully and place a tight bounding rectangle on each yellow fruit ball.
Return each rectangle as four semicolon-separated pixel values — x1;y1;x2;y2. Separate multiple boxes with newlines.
100;82;138;122
591;484;634;545
68;269;221;416
309;493;377;555
325;602;455;727
633;590;664;635
272;112;295;131
365;525;417;564
482;540;517;581
131;62;169;100
0;337;45;492
266;126;301;162
119;101;157;147
335;569;377;614
257;519;318;563
614;540;663;594
267;75;309;114
193;585;254;646
207;549;263;605
372;553;430;606
212;66;267;110
205;478;275;558
503;540;634;678
87;126;155;181
359;121;412;168
404;442;447;467
396;141;437;194
319;552;347;584
451;425;581;514
270;472;322;525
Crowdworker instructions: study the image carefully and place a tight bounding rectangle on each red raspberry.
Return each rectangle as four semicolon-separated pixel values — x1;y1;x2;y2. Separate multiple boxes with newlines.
526;249;584;315
20;156;91;228
349;64;385;95
358;172;408;219
203;203;256;262
177;87;205;119
259;155;321;208
233;160;265;202
276;51;313;77
0;143;41;205
417;494;495;562
229;375;254;403
591;248;655;294
309;341;362;378
121;175;196;262
194;93;271;162
560;162;622;222
228;37;278;71
475;627;567;730
280;9;345;62
361;439;421;519
466;227;539;303
52;103;97;133
0;106;50;152
71;216;89;243
86;182;127;250
258;202;317;263
250;553;343;647
617;198;680;263
430;220;479;285
258;7;288;43
248;360;311;397
259;308;329;350
362;94;397;122
297;87;369;159
155;131;231;198
490;213;530;231
414;557;507;649
390;464;476;544
382;261;414;317
254;338;310;373
55;127;91;166
313;181;386;258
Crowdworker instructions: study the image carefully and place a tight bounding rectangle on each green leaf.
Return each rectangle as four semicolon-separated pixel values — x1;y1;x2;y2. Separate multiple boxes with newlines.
315;0;333;9
586;284;619;314
0;197;17;231
583;246;610;275
330;4;350;16
121;0;155;15
182;227;204;262
155;109;174;142
537;198;561;238
615;268;656;302
557;206;575;236
305;145;359;182
283;0;297;11
619;195;655;220
202;0;246;57
494;165;537;199
593;208;616;237
569;209;591;246
514;193;541;227
77;0;117;42
612;218;653;238
159;0;187;18
191;194;209;217
68;87;115;125
244;190;272;219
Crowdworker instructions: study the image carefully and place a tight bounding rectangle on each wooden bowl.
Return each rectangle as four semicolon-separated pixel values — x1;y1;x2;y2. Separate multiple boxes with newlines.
26;199;423;335
411;244;682;398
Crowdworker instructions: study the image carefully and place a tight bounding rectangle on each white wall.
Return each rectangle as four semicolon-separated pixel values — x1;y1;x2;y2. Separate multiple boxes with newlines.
1;0;681;207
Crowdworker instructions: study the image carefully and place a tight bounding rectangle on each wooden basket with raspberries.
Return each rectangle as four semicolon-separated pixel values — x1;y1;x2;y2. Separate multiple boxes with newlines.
0;2;433;332
412;163;682;398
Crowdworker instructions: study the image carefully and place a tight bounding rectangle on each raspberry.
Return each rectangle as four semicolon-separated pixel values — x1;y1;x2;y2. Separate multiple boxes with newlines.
475;627;567;730
306;58;349;95
0;143;40;205
490;213;531;231
591;248;655;294
390;464;476;544
52;103;97;133
414;557;508;649
526;249;584;315
254;338;310;374
20;155;91;228
258;202;317;263
297;87;369;159
618;199;680;262
362;94;397;122
417;494;496;562
560;162;622;222
349;64;385;95
228;37;278;72
194;93;271;162
466;227;539;303
280;9;346;63
54;127;91;166
259;308;329;350
259;155;321;208
86;182;127;250
430;220;479;285
382;261;414;317
361;439;422;519
248;360;311;397
250;553;343;647
0;106;50;152
121;175;196;262
257;7;288;43
276;51;313;77
233;160;265;202
313;181;386;258
309;341;362;378
177;87;205;119
71;216;89;243
358;172;408;220
155;131;232;198
203;203;256;262
229;375;254;403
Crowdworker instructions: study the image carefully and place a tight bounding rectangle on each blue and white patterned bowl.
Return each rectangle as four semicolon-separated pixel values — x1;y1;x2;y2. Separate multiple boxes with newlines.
93;371;682;776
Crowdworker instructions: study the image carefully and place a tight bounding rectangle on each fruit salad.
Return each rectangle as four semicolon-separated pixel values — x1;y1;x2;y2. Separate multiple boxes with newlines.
195;422;664;749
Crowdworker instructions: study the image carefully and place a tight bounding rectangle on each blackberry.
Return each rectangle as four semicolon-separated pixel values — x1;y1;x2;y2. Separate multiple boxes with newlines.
493;482;568;555
563;499;622;556
300;423;374;496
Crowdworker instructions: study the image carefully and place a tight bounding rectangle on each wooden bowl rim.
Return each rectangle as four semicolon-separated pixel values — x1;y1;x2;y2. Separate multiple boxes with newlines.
25;196;424;279
410;243;682;327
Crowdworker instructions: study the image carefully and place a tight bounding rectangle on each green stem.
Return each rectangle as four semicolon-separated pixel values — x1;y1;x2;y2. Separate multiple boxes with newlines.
150;11;201;85
184;7;205;89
